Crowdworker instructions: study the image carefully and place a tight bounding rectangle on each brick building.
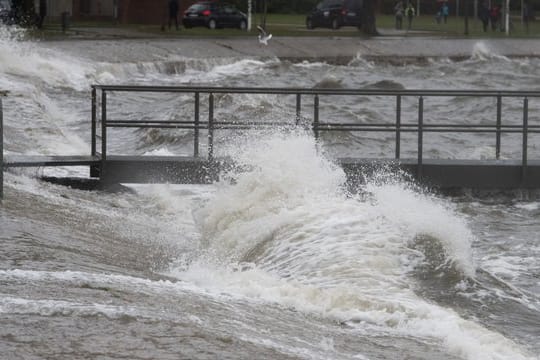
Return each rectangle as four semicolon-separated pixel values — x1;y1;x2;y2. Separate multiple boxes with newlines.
40;0;194;23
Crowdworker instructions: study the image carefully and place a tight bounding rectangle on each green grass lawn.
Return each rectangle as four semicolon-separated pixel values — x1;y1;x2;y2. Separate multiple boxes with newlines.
34;13;540;39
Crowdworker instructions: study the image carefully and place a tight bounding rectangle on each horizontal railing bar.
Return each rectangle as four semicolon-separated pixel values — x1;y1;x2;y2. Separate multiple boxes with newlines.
210;121;294;126
107;121;296;127
318;123;540;128
107;124;209;129
107;120;540;129
105;124;540;134
108;120;199;124
107;124;300;130
106;123;540;133
316;127;540;134
91;85;540;97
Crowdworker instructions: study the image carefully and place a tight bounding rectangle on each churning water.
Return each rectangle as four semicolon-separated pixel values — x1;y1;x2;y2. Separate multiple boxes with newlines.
1;26;539;359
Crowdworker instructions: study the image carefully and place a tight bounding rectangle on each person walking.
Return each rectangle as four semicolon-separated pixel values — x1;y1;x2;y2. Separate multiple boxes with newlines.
394;0;404;30
435;9;442;24
168;0;179;30
404;2;415;30
479;1;490;32
441;2;449;23
38;0;47;29
490;4;500;31
523;0;530;34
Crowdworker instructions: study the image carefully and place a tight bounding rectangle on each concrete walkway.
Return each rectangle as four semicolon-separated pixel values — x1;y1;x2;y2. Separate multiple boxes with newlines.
59;26;540;62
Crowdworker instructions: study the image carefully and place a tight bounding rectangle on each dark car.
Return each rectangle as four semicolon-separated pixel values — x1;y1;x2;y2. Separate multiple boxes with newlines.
0;0;14;24
182;2;247;30
306;0;362;30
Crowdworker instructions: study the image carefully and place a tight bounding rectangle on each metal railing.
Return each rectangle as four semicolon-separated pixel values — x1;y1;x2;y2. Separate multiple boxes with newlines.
1;94;4;199
91;86;540;178
2;87;539;199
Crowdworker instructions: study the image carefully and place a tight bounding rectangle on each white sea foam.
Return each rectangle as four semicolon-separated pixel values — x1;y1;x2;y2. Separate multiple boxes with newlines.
201;58;274;82
166;130;531;360
0;269;197;295
0;28;93;91
514;202;540;211
366;182;476;277
293;60;328;68
470;42;511;62
0;296;141;319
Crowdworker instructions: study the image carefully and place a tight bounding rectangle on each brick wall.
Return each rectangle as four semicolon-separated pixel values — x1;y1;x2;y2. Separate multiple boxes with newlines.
119;0;196;25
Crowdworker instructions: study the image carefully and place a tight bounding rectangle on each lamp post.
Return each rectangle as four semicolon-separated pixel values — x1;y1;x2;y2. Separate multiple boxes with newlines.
248;0;252;31
505;0;510;35
464;0;470;34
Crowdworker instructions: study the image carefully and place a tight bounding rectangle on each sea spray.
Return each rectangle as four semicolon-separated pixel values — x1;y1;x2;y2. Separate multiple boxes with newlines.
0;26;92;91
169;129;536;359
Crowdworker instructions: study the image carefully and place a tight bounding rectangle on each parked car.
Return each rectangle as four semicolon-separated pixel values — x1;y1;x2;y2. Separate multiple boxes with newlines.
0;0;14;25
306;0;362;30
182;2;247;30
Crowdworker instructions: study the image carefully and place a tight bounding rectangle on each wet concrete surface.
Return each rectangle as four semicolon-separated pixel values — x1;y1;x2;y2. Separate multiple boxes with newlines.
58;26;540;62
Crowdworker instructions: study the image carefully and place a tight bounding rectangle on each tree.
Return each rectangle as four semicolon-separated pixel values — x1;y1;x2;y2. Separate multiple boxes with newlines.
362;0;378;35
260;0;268;29
11;0;35;26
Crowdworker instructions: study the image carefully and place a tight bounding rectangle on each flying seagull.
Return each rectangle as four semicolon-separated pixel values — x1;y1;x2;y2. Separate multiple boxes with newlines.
257;25;272;45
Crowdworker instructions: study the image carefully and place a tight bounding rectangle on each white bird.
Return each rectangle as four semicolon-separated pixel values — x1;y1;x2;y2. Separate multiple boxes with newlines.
257;25;272;45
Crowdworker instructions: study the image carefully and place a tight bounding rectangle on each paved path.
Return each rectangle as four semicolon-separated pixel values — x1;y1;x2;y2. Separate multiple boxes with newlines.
60;26;540;62
200;36;540;62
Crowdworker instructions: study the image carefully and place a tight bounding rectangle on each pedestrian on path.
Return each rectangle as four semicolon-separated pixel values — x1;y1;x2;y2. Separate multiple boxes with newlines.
490;4;500;31
168;0;180;30
441;2;449;23
38;0;47;29
394;0;404;30
523;0;531;33
479;1;490;32
435;9;442;24
405;2;415;30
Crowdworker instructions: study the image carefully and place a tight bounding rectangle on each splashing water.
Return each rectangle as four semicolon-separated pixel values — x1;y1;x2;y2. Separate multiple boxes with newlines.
0;27;93;91
470;42;511;62
167;130;531;360
1;28;538;360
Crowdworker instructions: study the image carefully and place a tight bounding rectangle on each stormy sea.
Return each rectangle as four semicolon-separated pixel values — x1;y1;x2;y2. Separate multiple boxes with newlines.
1;26;539;359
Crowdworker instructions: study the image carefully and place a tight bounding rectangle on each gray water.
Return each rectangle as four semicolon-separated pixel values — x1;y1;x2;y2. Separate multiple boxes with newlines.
1;28;539;359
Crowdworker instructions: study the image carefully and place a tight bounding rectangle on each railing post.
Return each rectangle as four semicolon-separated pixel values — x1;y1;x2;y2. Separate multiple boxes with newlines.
522;97;528;184
101;90;107;181
395;95;401;159
91;87;96;157
0;96;3;200
496;94;502;160
296;93;301;126
417;96;424;180
313;94;319;139
208;93;214;160
194;92;200;157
